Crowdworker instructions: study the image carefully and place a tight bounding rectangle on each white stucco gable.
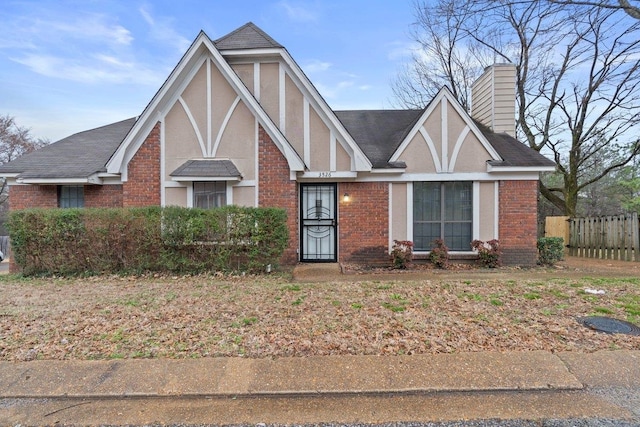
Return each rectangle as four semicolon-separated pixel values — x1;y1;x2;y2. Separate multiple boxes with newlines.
106;31;305;180
219;46;372;174
390;87;502;174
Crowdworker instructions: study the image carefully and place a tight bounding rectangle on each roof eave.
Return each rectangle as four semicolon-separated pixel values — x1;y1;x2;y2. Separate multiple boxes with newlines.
0;173;20;178
370;168;407;174
171;176;241;182
17;174;103;185
487;164;556;173
218;47;284;59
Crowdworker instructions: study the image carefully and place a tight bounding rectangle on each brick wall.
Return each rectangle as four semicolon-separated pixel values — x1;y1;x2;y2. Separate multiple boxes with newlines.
499;180;539;266
85;185;123;208
258;126;299;264
9;184;124;210
123;122;161;207
338;181;389;264
8;185;58;210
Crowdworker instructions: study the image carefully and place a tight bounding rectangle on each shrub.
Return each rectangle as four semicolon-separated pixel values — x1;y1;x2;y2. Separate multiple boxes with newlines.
471;239;502;268
537;237;564;266
8;206;289;276
390;240;413;269
429;239;449;269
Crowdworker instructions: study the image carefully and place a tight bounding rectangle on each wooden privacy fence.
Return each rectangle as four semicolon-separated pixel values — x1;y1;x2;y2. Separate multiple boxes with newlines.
568;213;640;261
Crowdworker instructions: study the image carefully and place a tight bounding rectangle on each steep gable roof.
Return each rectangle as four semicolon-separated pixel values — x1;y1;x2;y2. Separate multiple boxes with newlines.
0;118;135;182
106;29;305;178
216;22;372;172
386;87;554;172
337;106;554;171
214;22;283;50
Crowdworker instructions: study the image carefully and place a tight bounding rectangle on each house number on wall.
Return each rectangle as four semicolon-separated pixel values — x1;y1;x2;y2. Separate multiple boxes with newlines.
318;172;332;178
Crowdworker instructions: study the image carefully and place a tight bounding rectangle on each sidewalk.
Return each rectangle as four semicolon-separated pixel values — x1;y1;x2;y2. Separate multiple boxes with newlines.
1;350;639;425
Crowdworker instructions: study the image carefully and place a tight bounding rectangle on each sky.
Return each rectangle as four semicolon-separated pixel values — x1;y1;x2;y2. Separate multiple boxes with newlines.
0;0;417;142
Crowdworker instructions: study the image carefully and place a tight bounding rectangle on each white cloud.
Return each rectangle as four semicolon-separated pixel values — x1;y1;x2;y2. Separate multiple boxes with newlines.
51;16;133;46
387;41;420;61
277;1;319;22
303;60;332;73
138;4;192;53
0;5;190;86
12;53;166;86
31;15;133;46
314;80;356;99
338;81;354;89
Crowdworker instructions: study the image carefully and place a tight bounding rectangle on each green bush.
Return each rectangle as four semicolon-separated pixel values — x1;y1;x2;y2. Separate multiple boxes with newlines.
537;237;564;266
8;206;288;276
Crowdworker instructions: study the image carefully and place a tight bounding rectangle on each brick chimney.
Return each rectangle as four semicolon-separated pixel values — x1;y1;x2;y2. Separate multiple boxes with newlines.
471;63;516;137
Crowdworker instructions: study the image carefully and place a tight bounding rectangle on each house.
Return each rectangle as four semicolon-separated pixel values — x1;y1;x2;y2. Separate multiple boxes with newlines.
0;22;555;266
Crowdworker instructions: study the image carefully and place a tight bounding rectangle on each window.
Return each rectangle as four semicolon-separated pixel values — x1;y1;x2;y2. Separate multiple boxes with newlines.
58;185;84;208
413;182;472;251
193;181;226;208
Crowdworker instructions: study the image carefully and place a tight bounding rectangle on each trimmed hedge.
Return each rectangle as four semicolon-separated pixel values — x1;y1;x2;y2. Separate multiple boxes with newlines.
537;237;564;266
8;206;288;276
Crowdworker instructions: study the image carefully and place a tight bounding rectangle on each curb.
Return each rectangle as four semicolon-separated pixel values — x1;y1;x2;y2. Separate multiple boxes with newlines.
0;351;585;399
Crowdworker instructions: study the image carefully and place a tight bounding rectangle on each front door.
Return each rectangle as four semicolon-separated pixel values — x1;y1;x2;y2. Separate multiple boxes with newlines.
300;184;337;262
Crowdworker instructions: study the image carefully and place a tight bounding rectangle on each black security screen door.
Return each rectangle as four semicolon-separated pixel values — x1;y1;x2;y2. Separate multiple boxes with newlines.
300;184;337;262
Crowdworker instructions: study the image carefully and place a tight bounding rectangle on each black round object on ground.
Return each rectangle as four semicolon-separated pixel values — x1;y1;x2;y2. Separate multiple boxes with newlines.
579;316;640;336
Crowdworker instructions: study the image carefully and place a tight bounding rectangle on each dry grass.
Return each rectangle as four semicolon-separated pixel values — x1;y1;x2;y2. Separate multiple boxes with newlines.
1;271;639;362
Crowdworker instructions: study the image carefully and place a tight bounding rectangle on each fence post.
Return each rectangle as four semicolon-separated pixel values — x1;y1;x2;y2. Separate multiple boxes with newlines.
629;212;640;261
569;219;575;257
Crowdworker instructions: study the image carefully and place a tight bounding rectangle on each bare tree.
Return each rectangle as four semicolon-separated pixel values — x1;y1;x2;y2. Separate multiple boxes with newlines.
395;0;640;217
549;0;640;19
0;115;49;206
392;1;489;109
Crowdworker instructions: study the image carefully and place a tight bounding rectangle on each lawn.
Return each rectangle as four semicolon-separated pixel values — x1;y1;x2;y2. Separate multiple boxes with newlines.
1;272;639;361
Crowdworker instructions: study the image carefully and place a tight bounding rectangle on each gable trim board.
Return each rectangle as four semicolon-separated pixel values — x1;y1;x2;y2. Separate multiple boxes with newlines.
0;23;556;267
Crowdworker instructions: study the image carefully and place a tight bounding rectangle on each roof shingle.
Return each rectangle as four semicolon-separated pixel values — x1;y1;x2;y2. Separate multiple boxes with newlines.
335;110;422;168
0;118;136;179
170;159;242;179
474;121;556;168
214;22;283;50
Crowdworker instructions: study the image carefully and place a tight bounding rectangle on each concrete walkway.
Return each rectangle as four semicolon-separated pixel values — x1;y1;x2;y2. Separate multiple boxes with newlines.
2;350;639;425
